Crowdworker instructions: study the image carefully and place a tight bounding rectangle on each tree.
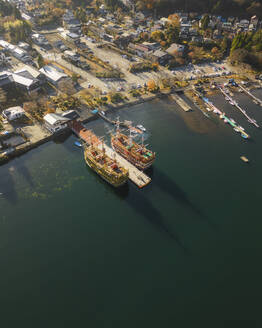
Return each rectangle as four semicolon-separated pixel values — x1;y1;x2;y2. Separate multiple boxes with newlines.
201;15;210;30
165;23;180;45
37;54;44;68
211;46;219;54
151;30;165;42
0;87;7;110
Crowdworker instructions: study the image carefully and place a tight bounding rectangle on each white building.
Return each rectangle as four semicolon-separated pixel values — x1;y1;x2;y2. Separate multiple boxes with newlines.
43;113;70;133
39;65;68;86
2;106;25;121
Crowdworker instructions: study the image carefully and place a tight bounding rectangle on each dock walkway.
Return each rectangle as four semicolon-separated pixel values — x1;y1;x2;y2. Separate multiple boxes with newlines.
239;85;262;106
171;93;191;112
69;120;151;188
219;87;259;128
97;143;151;188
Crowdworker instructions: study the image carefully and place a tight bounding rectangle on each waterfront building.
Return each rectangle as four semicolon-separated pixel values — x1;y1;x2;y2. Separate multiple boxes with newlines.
2;106;25;121
43;113;70;133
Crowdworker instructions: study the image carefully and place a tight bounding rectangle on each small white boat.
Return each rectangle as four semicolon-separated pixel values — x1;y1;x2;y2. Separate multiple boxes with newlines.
234;128;240;132
231;119;236;124
136;124;146;132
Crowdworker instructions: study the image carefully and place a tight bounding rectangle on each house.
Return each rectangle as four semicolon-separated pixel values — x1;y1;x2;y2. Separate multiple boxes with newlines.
191;35;203;43
0;72;14;90
31;33;50;48
213;29;222;39
61;110;79;120
21;12;34;24
222;22;232;31
39;65;69;86
142;42;161;51
128;43;151;58
166;43;185;56
2;106;25;121
18;42;30;51
151;50;171;65
66;32;80;43
250;15;259;28
13;65;45;92
114;32;134;49
43;113;70;133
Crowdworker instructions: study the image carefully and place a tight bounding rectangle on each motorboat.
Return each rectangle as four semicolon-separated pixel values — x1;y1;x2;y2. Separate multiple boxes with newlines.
74;141;82;147
136;124;146;132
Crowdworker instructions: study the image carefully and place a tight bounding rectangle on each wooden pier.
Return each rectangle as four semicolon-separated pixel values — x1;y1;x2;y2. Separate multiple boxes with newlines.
238;85;262;106
171;93;191;112
69;120;151;188
97;143;151;188
219;87;259;128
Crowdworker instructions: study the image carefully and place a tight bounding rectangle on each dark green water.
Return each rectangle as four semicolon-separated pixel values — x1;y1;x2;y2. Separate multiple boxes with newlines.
1;93;262;327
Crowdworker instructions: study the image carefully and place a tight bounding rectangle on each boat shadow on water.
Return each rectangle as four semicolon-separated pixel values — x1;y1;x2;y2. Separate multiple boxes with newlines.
86;166;188;252
151;167;215;229
126;189;190;254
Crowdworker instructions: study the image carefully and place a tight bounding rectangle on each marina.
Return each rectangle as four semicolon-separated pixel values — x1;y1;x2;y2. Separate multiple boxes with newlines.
218;86;259;128
193;89;250;139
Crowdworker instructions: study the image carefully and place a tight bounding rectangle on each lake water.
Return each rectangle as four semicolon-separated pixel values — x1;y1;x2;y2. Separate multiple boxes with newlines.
0;92;262;328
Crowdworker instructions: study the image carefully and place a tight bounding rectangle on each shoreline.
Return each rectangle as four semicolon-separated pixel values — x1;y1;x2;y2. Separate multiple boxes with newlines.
0;92;162;165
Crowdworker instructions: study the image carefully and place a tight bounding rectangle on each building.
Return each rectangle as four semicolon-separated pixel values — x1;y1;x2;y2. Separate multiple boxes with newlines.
18;42;30;51
142;42;161;51
43;113;70;133
151;50;171;65
39;65;69;86
66;32;80;43
128;43;151;58
2;106;25;121
31;34;50;48
13;65;45;92
63;50;80;63
0;72;14;90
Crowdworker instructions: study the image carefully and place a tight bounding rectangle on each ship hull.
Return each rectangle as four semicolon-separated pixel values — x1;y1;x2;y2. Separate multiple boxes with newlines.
111;142;154;170
85;153;128;187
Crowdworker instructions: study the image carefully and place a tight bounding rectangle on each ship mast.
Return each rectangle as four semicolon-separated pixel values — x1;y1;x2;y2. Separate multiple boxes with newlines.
116;117;120;137
128;126;133;147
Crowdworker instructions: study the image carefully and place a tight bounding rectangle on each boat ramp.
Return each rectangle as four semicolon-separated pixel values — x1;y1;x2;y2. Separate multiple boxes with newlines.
68;120;151;188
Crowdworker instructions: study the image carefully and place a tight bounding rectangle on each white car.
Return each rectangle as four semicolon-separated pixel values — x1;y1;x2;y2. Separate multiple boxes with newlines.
102;90;107;95
137;84;141;89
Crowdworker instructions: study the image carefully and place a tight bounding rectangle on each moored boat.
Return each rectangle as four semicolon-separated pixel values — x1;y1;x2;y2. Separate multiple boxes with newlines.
84;143;129;187
111;123;155;170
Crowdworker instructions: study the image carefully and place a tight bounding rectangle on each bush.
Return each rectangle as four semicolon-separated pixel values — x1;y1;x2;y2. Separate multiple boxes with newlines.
110;92;124;103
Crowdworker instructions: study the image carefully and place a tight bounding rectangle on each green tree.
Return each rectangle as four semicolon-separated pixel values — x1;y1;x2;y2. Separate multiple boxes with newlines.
37;54;45;68
201;14;210;30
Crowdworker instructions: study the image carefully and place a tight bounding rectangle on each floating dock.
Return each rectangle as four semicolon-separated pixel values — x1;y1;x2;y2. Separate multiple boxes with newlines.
171;93;191;112
193;90;250;139
219;87;259;128
69;120;151;188
238;85;262;106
